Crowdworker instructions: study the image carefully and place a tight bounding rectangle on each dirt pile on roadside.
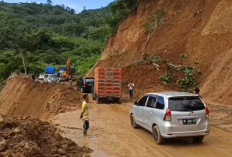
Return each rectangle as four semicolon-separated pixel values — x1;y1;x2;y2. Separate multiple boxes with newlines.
0;76;82;119
0;115;92;157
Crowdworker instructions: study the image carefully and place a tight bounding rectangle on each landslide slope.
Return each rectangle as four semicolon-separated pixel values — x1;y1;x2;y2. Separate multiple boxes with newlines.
0;77;82;119
91;0;232;104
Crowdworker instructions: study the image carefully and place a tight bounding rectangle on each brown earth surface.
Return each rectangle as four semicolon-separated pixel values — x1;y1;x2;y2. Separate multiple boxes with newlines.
0;76;82;120
51;98;232;157
88;0;232;106
1;0;232;156
0;115;92;157
0;77;232;156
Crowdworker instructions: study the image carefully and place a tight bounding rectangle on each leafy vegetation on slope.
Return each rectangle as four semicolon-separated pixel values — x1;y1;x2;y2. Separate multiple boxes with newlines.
0;0;138;85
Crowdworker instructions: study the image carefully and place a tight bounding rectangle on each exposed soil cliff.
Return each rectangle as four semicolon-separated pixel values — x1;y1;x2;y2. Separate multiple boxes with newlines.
90;0;232;104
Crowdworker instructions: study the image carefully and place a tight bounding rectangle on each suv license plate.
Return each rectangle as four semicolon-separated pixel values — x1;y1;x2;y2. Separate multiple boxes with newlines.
182;119;196;125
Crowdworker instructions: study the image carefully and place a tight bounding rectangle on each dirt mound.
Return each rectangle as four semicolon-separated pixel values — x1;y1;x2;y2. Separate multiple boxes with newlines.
0;115;92;157
0;77;82;119
89;0;232;105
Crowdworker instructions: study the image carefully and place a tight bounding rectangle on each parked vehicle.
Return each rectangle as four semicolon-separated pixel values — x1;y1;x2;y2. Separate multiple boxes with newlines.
39;73;45;80
130;92;210;144
44;74;60;83
77;77;94;93
59;67;67;81
92;68;122;104
45;66;56;74
62;60;75;81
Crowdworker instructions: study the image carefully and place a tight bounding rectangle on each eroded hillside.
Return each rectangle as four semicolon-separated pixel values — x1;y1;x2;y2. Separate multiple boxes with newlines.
90;0;232;104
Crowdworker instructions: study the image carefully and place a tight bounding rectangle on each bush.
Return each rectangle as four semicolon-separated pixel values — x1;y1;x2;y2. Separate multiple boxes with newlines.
180;54;189;60
144;9;165;33
108;0;138;35
160;75;172;85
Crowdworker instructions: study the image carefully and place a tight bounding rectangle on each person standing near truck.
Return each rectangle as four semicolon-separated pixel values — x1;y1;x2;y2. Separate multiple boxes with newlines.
128;81;135;100
80;94;89;136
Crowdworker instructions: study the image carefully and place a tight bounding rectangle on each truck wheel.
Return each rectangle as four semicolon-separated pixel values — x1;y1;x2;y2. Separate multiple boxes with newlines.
97;96;101;104
130;114;138;129
92;93;96;100
193;136;204;143
152;125;164;144
92;95;96;100
117;98;122;104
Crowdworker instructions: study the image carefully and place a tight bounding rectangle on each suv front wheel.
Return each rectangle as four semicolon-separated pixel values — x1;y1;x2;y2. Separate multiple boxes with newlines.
152;125;164;144
130;114;138;128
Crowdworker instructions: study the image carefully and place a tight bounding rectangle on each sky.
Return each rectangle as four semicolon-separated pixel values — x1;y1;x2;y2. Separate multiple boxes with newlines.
3;0;115;12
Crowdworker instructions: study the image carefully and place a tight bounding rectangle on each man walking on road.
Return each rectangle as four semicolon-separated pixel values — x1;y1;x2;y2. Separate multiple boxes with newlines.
128;81;135;100
80;94;89;136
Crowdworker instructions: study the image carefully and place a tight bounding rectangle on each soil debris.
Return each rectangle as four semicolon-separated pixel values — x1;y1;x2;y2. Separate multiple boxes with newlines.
0;115;92;157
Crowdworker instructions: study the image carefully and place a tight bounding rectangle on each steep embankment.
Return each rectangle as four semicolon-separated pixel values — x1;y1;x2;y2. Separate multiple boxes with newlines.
0;77;82;119
91;0;232;104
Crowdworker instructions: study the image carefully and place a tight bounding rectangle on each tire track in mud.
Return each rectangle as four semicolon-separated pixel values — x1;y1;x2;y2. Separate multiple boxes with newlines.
93;102;232;157
91;102;173;157
52;99;232;157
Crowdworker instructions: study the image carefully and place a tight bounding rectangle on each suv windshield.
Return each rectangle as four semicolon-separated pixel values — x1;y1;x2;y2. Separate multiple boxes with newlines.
168;96;205;111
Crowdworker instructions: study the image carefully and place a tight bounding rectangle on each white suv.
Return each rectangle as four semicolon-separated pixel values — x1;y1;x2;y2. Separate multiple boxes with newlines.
130;92;210;144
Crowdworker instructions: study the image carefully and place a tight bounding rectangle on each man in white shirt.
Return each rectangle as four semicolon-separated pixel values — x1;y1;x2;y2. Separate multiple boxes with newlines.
128;81;135;100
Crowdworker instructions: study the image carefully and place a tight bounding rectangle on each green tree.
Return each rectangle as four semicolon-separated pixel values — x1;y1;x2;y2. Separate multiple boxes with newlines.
47;0;52;5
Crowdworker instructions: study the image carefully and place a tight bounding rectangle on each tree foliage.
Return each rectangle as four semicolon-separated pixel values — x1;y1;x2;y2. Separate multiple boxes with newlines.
107;0;138;34
0;0;139;84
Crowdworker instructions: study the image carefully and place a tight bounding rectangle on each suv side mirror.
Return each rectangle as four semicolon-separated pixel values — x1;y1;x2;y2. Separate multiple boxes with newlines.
134;101;138;105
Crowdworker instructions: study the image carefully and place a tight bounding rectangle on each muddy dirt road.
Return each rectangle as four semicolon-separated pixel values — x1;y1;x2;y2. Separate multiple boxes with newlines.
52;100;232;157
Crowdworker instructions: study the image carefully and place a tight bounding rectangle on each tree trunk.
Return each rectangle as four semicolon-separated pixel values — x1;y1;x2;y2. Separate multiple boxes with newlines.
20;50;27;75
142;17;158;55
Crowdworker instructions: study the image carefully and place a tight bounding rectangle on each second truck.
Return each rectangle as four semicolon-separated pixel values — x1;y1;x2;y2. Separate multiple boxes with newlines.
92;68;122;104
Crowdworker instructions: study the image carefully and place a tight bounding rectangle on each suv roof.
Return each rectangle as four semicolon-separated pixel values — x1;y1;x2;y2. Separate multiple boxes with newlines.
147;92;199;98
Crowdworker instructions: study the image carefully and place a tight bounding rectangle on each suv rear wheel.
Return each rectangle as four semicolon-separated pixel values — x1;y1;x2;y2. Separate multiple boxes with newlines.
130;114;138;128
152;125;164;144
193;136;204;143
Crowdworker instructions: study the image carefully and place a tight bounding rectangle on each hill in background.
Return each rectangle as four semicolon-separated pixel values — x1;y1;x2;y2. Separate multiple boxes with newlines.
0;2;112;83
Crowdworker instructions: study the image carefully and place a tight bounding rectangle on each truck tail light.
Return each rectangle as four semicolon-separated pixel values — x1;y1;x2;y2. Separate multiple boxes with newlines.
83;82;87;87
164;109;172;121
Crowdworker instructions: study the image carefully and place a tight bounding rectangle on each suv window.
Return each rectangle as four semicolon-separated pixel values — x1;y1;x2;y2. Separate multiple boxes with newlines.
156;96;165;109
168;96;205;111
146;97;156;108
138;96;148;106
85;78;94;83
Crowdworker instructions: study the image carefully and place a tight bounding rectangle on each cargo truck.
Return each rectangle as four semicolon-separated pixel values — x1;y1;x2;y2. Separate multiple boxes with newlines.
92;68;122;104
